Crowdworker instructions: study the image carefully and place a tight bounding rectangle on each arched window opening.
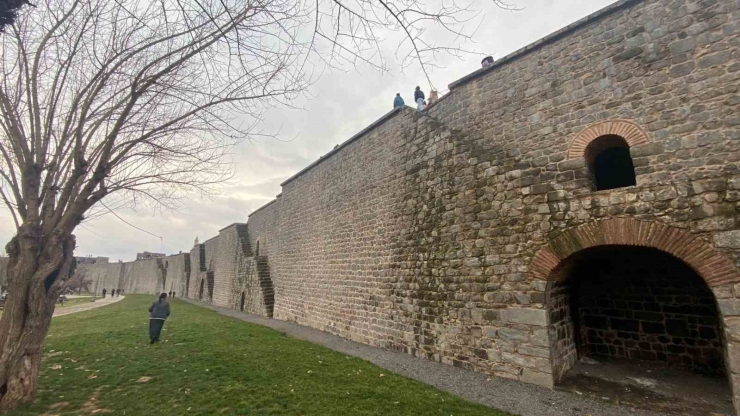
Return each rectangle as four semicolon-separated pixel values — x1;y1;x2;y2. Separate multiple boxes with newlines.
585;135;636;191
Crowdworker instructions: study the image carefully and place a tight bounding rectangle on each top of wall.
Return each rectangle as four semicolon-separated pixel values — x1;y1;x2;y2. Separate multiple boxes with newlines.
448;0;642;90
218;222;247;232
248;195;280;218
274;0;642;191
280;107;406;186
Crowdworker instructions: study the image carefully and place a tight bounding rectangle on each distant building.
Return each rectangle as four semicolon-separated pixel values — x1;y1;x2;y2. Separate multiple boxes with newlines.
75;256;109;265
136;252;165;260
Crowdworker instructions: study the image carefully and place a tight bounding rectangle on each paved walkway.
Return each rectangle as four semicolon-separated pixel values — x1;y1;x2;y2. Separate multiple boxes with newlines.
53;296;124;317
184;299;664;416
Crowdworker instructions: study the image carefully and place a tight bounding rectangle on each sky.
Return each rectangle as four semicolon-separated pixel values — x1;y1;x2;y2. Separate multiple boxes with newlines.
0;0;618;261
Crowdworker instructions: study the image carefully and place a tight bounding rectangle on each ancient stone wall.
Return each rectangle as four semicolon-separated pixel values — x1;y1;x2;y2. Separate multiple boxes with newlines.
245;0;740;411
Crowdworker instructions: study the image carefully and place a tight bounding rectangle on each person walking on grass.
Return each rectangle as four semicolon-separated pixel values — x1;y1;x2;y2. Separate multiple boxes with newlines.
148;292;171;344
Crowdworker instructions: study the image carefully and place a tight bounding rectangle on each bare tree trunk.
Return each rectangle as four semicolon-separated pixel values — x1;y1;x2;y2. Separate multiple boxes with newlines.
0;228;75;412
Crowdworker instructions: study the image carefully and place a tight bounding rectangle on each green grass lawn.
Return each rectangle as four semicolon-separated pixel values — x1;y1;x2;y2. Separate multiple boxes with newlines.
7;295;510;416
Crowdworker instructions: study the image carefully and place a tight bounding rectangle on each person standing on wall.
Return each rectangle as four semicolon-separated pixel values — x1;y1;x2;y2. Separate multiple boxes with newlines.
393;93;405;109
414;86;425;111
148;293;171;345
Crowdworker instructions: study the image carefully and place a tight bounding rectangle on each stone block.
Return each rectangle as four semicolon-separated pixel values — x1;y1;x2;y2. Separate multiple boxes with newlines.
502;352;536;368
719;300;740;317
729;342;740;374
726;318;740;343
715;230;740;248
557;158;586;171
629;142;664;157
520;369;554;388
531;328;549;347
498;327;529;342
502;308;548;326
518;345;551;358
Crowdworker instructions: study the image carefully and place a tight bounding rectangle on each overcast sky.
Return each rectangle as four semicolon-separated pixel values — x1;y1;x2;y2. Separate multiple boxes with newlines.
0;0;618;261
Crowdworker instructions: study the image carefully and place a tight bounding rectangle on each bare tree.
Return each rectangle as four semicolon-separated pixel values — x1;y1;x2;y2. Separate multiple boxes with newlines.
0;0;509;410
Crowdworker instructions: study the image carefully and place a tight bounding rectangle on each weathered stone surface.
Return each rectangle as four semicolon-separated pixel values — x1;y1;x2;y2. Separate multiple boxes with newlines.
716;231;740;249
720;300;740;317
520;369;554;388
503;308;548;326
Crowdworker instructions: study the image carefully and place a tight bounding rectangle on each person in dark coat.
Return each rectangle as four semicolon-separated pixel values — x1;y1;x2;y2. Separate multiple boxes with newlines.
111;289;115;297
414;86;425;110
102;288;107;298
148;293;171;344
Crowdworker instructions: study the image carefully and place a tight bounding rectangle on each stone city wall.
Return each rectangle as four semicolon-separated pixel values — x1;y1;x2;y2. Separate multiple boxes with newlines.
244;0;740;412
22;0;740;413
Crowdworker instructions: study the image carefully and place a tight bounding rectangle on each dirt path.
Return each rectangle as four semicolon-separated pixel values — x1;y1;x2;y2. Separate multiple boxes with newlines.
53;296;125;317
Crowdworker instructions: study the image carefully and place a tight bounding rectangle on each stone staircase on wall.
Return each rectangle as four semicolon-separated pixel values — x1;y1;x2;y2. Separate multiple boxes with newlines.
255;256;274;318
235;223;253;256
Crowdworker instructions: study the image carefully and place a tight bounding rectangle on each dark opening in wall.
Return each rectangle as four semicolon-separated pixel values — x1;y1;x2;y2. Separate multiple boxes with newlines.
199;279;205;300
549;246;725;376
255;240;260;257
240;292;245;311
206;271;215;302
585;135;636;191
199;244;206;271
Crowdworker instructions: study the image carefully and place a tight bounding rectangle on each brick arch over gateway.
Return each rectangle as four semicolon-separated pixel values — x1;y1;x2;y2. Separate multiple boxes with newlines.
567;120;650;160
530;218;740;287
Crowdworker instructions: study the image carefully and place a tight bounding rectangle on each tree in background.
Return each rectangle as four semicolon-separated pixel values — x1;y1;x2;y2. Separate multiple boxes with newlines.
0;0;511;410
64;267;91;294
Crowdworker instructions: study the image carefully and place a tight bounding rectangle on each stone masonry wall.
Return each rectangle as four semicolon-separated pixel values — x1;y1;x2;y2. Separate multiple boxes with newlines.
245;0;740;412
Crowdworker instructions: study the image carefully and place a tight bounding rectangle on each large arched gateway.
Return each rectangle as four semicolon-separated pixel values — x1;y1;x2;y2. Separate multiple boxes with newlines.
531;219;740;414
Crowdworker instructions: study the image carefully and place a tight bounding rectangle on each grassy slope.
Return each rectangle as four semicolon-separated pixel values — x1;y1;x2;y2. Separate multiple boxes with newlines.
8;295;510;416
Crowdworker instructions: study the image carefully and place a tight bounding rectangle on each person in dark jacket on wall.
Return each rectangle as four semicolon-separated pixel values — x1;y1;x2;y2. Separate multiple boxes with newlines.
414;86;425;111
148;293;171;344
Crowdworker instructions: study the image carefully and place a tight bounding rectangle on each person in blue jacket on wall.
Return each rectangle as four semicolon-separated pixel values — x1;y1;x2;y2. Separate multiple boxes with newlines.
393;93;405;109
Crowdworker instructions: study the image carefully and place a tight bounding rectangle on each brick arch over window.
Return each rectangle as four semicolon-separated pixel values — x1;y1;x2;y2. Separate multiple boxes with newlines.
568;120;650;160
530;218;740;287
